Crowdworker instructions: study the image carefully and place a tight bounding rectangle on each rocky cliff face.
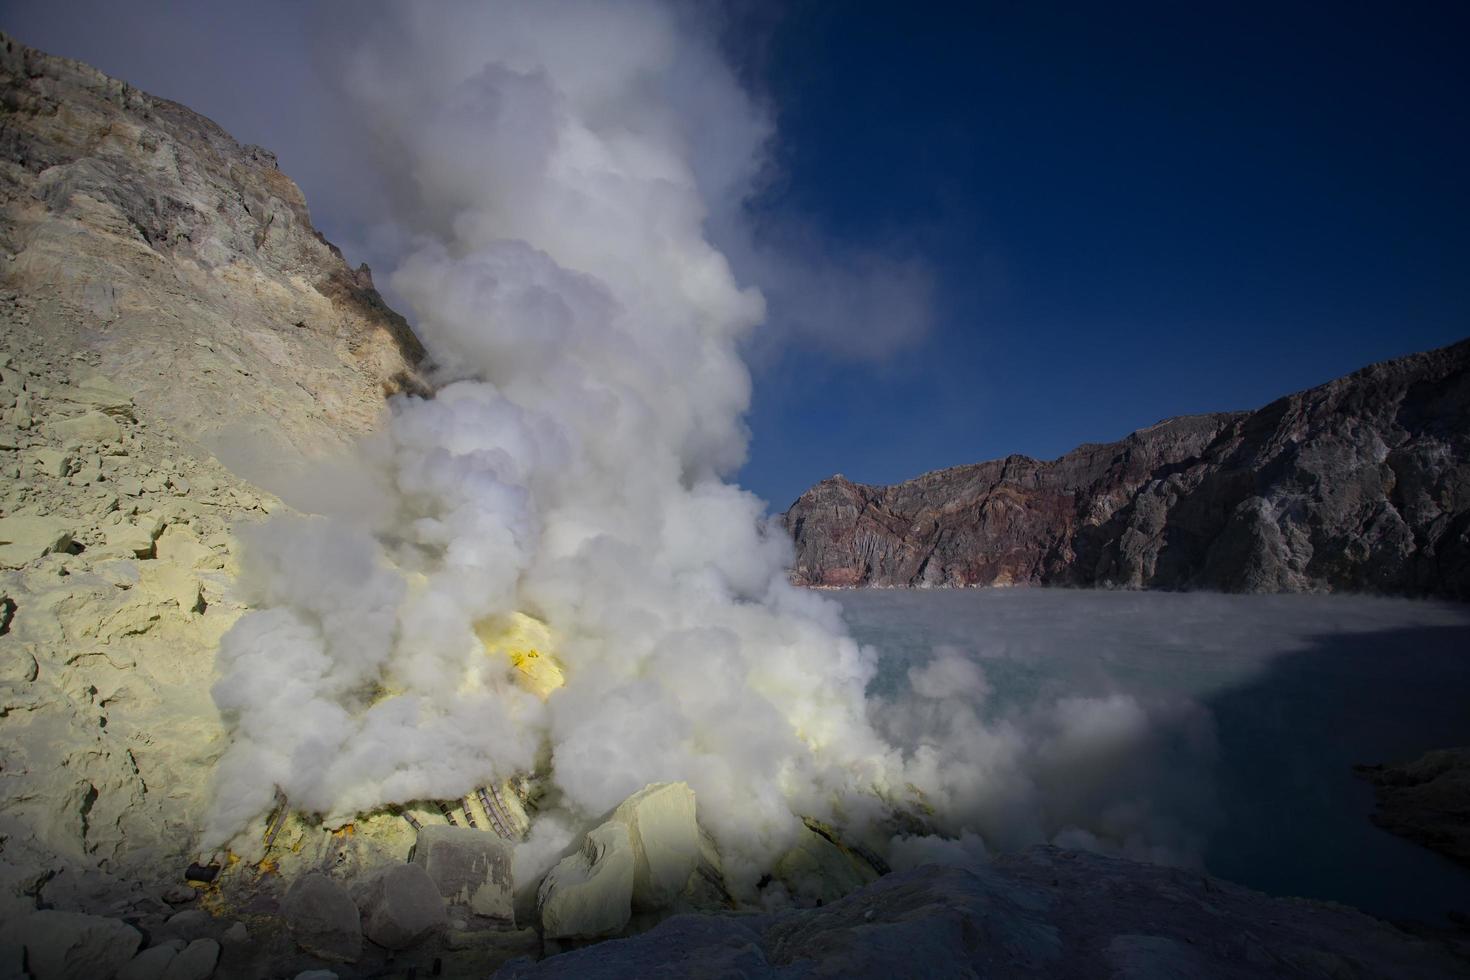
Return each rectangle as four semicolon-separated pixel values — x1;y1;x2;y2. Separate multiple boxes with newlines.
0;32;423;462
784;339;1470;599
0;29;421;922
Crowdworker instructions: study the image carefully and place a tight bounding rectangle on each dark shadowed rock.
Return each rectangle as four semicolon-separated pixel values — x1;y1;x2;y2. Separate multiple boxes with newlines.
158;938;218;980
785;339;1470;599
0;910;141;980
411;825;515;921
496;847;1469;979
282;873;361;964
1356;747;1470;867
116;944;178;980
157;910;212;944
358;862;447;950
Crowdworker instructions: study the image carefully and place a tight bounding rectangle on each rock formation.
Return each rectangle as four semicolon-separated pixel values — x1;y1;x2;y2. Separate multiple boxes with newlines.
784;338;1470;599
1356;747;1470;868
499;846;1470;979
0;31;424;463
0;23;425;901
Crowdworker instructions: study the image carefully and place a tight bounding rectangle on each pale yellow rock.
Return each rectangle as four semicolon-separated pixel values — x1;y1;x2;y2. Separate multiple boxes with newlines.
29;447;70;478
47;410;121;447
103;522;158;559
62;376;134;418
156;525;214;570
139;561;201;614
0;515;74;568
475;612;565;699
538;822;634;939
611;782;706;912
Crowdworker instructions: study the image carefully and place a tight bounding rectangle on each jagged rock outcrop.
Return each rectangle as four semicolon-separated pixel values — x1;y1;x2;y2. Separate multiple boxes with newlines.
536;783;729;941
1356;747;1470;867
785;339;1470;599
0;31;424;464
498;846;1470;979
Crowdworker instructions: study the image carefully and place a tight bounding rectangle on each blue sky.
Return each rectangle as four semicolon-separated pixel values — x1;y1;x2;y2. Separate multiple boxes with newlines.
732;1;1469;507
5;1;1467;510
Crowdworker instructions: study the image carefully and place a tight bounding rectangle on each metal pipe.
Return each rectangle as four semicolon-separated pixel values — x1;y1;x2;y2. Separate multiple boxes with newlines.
436;801;458;826
488;782;521;840
262;791;289;850
476;786;512;840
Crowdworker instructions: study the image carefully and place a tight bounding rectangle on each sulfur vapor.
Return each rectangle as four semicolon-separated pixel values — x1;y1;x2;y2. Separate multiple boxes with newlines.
205;0;1216;893
204;0;908;893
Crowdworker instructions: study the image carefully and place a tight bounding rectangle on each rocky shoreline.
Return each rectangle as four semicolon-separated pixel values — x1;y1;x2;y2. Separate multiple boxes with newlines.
1356;748;1470;870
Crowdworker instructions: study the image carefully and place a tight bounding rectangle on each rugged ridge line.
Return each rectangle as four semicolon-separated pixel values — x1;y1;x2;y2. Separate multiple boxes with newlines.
0;30;424;463
783;338;1470;599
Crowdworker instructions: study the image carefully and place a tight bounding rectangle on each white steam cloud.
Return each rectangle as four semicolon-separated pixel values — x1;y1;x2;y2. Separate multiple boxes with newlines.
218;2;1425;894
206;4;1468;896
206;0;908;891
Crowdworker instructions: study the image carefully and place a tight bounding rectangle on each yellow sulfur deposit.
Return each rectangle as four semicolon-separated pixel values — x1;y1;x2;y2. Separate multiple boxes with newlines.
475;611;566;699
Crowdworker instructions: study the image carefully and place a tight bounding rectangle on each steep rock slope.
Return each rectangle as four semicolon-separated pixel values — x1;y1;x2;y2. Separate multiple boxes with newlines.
0;30;422;914
0;31;423;462
784;339;1470;598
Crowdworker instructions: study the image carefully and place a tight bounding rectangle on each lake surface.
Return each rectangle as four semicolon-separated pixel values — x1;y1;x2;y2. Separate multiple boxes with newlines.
836;588;1470;925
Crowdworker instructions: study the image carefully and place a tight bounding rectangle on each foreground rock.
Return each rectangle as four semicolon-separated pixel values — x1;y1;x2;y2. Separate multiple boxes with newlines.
358;863;447;950
412;825;515;922
282;874;362;964
538;823;637;940
536;782;729;940
784;338;1470;599
1356;747;1470;867
0;910;141;980
502;847;1470;979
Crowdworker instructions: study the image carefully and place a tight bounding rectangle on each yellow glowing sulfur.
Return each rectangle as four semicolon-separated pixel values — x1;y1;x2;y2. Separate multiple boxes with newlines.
474;611;566;699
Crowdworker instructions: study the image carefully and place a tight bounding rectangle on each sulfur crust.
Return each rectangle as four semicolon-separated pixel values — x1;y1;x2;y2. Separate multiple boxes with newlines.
475;611;567;700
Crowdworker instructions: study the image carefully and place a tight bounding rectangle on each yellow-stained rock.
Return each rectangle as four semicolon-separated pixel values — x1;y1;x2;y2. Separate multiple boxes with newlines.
474;612;565;699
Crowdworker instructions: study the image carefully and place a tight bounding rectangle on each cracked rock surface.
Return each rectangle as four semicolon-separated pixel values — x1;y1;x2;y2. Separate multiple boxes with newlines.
785;339;1470;599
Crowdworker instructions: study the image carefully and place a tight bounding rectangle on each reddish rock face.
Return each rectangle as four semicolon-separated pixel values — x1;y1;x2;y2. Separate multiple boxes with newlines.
783;338;1470;600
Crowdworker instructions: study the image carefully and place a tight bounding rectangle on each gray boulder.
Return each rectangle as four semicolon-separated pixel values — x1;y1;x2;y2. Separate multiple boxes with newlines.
282;873;361;963
412;825;514;921
1;941;26;980
537;822;635;940
359;863;447;950
158;939;218;980
116;945;177;980
0;910;141;980
158;910;212;943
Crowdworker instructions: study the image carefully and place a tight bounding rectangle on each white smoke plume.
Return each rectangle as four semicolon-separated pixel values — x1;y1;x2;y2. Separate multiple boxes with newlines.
201;1;1270;892
205;0;908;892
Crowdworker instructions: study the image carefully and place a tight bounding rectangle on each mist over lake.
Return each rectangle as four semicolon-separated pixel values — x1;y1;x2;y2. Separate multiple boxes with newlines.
838;588;1470;925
